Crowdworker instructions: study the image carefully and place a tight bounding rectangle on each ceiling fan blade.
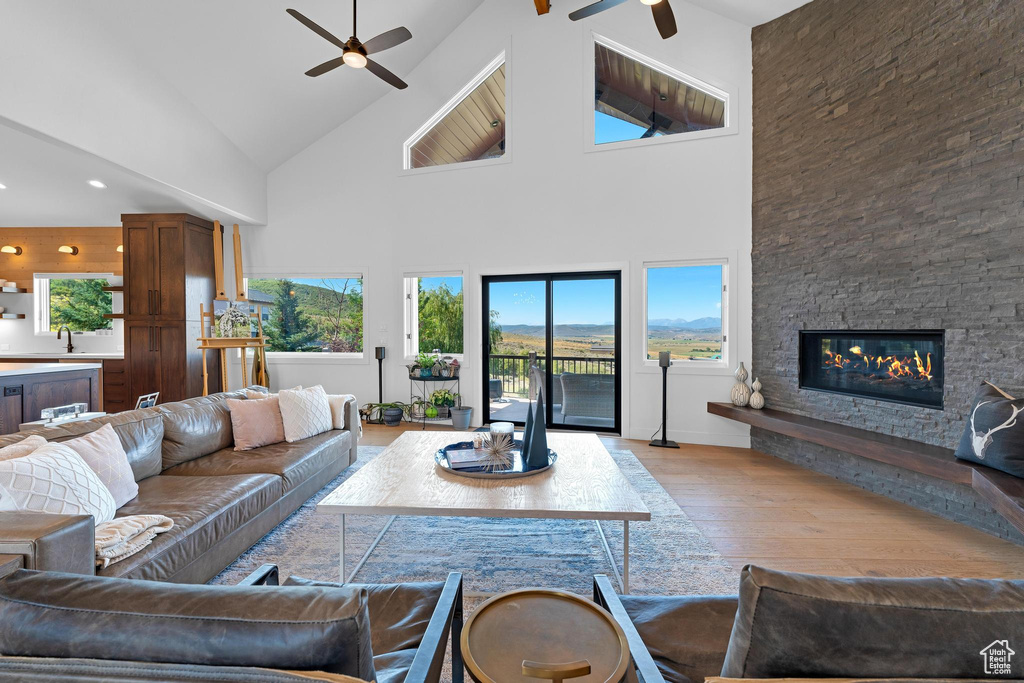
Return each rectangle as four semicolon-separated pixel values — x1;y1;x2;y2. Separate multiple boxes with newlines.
286;9;347;51
651;0;677;39
365;58;408;89
305;55;347;77
362;26;412;55
568;0;628;21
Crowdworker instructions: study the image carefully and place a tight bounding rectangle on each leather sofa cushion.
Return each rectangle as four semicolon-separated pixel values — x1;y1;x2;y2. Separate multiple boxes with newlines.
0;570;376;680
158;400;235;469
102;473;282;580
620;594;738;683
165;430;351;493
721;565;1024;679
0;657;371;682
12;409;165;483
285;576;444;683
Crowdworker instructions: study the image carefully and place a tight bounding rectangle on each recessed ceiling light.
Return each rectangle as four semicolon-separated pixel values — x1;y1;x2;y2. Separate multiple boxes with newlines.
0;183;7;190
88;179;107;189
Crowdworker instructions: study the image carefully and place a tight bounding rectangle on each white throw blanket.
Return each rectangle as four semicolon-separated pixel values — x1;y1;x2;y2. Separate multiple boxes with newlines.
95;514;174;569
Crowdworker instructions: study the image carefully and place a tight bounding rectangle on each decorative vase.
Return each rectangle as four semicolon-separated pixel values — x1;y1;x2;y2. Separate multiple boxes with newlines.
425;404;438;419
419;368;433;378
382;407;404;426
749;378;765;410
730;362;752;407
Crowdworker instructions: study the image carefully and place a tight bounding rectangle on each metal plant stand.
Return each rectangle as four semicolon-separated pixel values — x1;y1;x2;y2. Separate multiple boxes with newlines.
409;374;461;430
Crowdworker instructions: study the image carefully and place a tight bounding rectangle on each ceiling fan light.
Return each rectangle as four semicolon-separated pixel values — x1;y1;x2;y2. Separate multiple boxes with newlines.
343;51;367;68
640;0;663;4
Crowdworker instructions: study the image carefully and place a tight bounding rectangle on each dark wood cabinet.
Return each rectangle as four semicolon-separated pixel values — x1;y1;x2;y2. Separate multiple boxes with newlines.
0;368;100;435
122;213;221;406
101;359;128;413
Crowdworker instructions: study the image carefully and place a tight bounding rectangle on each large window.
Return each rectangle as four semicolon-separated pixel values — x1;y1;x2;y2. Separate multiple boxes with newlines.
246;277;363;355
35;275;114;335
593;36;728;147
404;53;506;170
644;262;726;364
404;274;464;357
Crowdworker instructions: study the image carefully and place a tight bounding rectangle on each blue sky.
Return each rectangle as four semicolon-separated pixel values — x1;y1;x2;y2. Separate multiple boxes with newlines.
419;276;462;295
595;111;657;144
647;265;722;321
488;279;615;326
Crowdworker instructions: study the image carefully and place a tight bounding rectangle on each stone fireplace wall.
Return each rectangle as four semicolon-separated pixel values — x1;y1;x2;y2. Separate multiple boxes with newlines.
751;0;1024;541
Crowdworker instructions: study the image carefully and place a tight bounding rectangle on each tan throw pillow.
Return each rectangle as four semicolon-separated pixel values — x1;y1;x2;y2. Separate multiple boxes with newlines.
279;385;333;443
0;434;47;462
64;423;139;508
0;441;116;523
227;396;286;450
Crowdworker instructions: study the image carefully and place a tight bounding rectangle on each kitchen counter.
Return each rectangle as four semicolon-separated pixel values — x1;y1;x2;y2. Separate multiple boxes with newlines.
0;362;103;377
0;352;124;360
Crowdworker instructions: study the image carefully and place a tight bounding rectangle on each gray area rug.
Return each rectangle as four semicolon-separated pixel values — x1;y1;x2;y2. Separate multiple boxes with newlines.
211;446;738;597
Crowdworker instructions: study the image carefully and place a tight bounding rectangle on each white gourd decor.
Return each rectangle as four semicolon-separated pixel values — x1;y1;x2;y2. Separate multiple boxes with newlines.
730;362;752;407
750;378;765;410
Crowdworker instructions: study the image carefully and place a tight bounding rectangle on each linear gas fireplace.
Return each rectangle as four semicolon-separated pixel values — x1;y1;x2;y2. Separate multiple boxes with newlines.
799;330;945;409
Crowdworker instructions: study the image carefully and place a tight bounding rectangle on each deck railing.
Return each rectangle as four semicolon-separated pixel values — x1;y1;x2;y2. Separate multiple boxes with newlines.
488;354;616;398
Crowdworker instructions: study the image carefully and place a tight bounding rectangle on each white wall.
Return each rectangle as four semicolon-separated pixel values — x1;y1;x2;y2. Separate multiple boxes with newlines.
0;3;266;225
250;0;753;446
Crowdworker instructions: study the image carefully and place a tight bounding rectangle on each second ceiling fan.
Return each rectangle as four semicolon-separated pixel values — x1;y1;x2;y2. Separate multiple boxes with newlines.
568;0;677;40
287;0;412;89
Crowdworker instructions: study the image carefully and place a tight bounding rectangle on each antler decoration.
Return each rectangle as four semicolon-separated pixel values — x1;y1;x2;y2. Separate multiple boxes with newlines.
971;401;1024;459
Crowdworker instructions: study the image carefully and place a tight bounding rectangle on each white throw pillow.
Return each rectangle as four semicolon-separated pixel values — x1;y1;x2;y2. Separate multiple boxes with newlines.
0;434;47;462
0;441;116;523
63;423;139;509
279;385;333;443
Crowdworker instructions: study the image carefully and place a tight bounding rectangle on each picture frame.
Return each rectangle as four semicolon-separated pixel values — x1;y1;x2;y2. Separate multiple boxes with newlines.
135;392;160;410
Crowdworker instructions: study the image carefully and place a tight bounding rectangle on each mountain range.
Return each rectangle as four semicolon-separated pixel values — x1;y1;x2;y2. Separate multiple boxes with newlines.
647;317;722;329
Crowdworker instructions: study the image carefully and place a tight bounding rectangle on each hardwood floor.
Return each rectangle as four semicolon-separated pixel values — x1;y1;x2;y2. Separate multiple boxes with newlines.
362;422;1024;580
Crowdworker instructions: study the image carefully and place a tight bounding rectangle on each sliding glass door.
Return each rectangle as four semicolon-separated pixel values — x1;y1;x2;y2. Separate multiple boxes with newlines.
483;271;621;433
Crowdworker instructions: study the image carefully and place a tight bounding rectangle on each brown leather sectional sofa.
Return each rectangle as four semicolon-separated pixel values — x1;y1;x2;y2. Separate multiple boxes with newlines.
0;388;358;583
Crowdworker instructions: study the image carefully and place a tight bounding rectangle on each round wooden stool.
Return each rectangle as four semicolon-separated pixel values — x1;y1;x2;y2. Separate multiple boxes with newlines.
461;588;630;683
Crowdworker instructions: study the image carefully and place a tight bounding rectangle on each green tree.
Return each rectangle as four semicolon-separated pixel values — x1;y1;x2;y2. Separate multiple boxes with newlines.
305;278;363;353
488;309;503;351
49;279;112;332
418;282;464;354
263;279;316;351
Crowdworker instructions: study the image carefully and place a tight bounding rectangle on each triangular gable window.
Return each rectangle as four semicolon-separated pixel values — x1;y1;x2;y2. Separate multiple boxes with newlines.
594;37;727;145
404;54;506;170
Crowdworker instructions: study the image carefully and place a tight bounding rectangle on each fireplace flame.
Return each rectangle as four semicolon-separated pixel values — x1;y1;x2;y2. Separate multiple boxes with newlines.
823;347;933;382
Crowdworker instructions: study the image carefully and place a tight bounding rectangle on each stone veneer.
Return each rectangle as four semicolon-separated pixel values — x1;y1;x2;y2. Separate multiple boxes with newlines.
751;0;1024;542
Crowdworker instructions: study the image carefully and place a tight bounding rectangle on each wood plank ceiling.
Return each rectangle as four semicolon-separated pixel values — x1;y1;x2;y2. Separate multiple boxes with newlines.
595;43;725;136
409;64;506;169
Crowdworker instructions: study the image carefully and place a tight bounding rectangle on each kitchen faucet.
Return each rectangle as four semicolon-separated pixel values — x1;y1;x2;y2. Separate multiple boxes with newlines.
56;325;74;353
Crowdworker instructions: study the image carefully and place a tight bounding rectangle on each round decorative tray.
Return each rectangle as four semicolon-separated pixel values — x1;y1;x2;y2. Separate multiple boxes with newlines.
435;440;557;479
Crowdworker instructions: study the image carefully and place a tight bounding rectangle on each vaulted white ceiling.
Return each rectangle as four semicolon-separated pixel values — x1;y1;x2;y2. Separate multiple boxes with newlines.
88;0;486;172
685;0;811;28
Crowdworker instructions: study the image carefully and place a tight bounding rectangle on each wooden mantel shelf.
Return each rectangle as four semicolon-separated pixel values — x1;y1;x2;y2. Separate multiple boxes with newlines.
708;402;1024;536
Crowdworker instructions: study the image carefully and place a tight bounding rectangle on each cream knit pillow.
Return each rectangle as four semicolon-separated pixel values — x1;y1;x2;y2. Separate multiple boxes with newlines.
279;385;333;443
0;441;116;523
63;423;139;509
0;434;47;462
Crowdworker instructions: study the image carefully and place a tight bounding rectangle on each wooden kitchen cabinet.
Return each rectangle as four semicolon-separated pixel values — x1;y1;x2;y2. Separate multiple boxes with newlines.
0;366;100;435
122;213;221;405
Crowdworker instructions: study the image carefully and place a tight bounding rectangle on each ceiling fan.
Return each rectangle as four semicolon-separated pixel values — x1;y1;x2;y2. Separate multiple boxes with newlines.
568;0;677;40
287;0;412;89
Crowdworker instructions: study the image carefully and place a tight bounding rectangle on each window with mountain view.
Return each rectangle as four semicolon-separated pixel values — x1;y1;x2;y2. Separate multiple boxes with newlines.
404;54;505;170
404;275;464;356
645;263;725;362
594;38;727;146
246;277;363;355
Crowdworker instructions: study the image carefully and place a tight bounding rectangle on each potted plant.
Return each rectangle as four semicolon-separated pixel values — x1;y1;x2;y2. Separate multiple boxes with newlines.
429;389;455;419
450;393;473;430
409;396;427;419
360;402;410;426
416;352;437;378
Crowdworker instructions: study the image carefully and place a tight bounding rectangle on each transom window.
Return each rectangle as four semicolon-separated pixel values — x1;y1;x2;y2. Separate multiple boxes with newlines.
404;273;465;357
245;276;364;355
643;262;727;365
404;53;506;170
594;36;728;146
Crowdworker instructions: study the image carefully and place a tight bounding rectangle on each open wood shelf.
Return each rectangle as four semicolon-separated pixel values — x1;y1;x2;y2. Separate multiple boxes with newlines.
0;287;28;294
101;285;123;292
102;313;124;319
708;401;1024;535
0;313;26;319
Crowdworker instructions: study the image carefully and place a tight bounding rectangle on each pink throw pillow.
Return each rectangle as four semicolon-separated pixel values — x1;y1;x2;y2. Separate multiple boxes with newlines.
0;434;47;462
64;423;139;509
227;396;286;451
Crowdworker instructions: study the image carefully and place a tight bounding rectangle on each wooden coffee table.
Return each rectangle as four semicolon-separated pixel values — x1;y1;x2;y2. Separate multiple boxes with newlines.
317;431;651;593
